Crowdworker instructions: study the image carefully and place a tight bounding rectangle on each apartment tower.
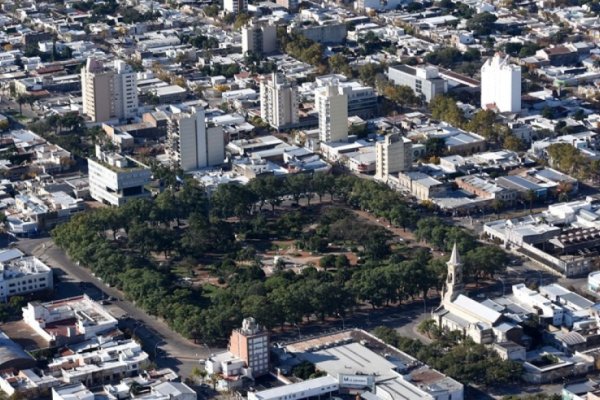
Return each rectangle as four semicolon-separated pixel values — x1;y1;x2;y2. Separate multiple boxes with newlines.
81;58;138;123
480;53;521;113
166;107;225;172
315;83;348;143
375;133;413;181
259;72;299;130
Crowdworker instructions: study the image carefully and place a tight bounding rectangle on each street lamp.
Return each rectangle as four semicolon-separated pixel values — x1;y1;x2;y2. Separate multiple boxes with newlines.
336;313;345;330
154;341;163;361
498;277;506;297
293;323;301;339
132;322;143;339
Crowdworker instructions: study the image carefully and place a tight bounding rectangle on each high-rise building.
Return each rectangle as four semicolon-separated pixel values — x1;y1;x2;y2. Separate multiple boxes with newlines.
375;133;412;181
228;317;269;377
315;83;348;143
81;58;138;123
242;21;277;56
260;73;299;130
166;106;225;172
480;53;521;113
224;0;247;13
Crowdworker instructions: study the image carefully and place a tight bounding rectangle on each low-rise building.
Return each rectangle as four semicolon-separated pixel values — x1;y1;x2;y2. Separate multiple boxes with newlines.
88;146;152;207
47;340;149;386
22;295;118;347
0;255;53;302
397;171;446;201
387;65;447;103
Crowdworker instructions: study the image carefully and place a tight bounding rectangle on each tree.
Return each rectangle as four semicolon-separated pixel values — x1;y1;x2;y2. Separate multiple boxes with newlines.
503;134;525;152
466;110;497;141
328;54;352;76
430;95;464;126
417;318;440;339
466;12;498;36
319;255;336;270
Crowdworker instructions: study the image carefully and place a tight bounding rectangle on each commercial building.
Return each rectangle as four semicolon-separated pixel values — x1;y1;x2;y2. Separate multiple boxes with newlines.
387;65;447;103
248;376;339;400
273;329;463;400
205;317;270;389
397;171;446;201
88;146;152;207
315;84;348;143
166;106;225;172
224;0;247;13
242;21;277;56
288;22;347;44
260;73;299;130
22;295;118;347
480;53;521;113
228;317;269;377
375;133;412;182
0;256;53;302
81;57;138;123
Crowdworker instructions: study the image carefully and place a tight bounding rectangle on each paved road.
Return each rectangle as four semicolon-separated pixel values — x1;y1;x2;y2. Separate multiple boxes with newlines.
17;236;220;379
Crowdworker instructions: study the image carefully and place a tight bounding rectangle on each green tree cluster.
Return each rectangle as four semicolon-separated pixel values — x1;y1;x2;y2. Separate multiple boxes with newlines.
415;217;508;280
547;143;600;181
373;326;523;388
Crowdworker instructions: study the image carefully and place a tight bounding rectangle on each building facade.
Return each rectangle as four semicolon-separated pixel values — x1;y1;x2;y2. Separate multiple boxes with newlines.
260;73;299;130
81;58;138;123
375;133;412;181
0;256;53;302
167;107;225;172
229;317;269;377
315;84;348;143
242;21;277;56
224;0;248;13
481;53;521;113
387;65;447;103
88;146;152;207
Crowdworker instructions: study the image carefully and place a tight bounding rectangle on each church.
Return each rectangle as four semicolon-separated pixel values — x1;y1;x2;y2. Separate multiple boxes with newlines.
432;244;522;345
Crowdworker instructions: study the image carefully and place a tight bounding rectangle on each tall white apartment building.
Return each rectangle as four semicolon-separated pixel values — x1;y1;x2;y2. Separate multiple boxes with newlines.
167;106;225;172
81;58;138;123
242;21;277;56
224;0;248;13
0;255;53;302
480;53;521;113
260;73;299;130
88;146;152;207
315;83;348;143
375;133;413;181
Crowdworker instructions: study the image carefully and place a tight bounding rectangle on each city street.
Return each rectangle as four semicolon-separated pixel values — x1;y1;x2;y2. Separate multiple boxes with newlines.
17;236;218;379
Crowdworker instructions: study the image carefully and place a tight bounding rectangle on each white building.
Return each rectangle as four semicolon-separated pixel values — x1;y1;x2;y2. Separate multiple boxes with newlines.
242;21;277;56
248;376;339;400
22;294;118;346
47;340;149;386
480;53;521;113
387;65;447;103
512;283;564;326
52;383;94;400
589;271;600;292
81;58;138;123
260;73;299;130
0;256;53;302
166;106;225;172
375;133;412;181
315;84;348;143
224;0;247;13
88;146;152;207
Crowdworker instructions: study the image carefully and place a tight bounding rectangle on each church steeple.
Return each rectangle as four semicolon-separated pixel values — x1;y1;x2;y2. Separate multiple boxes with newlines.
442;242;464;304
